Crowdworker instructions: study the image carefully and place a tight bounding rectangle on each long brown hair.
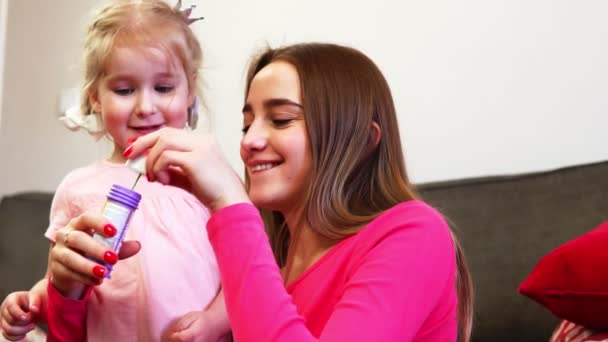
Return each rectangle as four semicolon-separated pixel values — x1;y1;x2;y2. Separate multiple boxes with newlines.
244;43;473;342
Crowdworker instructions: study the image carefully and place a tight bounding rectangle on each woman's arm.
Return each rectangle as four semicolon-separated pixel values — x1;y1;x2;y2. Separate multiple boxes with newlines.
46;212;141;342
45;273;90;342
127;129;456;340
208;203;457;341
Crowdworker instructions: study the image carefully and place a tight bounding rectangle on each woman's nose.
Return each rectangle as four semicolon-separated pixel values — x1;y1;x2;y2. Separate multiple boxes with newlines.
241;122;268;152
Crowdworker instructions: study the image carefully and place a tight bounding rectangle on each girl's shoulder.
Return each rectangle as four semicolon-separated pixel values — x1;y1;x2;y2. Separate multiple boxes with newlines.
58;161;115;191
49;161;114;225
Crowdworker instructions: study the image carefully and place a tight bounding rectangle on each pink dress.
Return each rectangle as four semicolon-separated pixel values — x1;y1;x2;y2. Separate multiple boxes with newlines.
45;160;220;341
208;200;458;341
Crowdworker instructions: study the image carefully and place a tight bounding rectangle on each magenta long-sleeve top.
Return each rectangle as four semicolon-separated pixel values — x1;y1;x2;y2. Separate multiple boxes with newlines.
207;200;458;341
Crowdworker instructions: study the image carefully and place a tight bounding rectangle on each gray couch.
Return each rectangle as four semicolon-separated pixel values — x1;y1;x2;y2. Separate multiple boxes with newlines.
0;192;52;301
2;160;607;341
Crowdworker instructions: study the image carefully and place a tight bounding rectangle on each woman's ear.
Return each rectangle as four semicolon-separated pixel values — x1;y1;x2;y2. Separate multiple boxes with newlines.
371;121;381;147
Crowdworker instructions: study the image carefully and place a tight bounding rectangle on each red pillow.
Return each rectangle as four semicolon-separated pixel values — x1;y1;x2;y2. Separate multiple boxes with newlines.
518;221;608;330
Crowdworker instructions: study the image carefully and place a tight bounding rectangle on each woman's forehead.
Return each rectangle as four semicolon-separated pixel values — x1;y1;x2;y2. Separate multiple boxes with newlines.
249;62;301;100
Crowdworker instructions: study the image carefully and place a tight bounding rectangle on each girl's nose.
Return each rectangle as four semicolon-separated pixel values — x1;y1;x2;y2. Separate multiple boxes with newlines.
135;90;156;117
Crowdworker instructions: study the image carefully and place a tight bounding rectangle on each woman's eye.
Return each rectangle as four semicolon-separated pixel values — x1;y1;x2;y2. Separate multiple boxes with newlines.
114;88;134;96
272;119;292;127
155;86;174;93
241;125;250;134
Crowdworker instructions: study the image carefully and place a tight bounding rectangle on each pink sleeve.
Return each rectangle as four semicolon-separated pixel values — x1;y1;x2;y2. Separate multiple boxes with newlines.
45;177;77;242
46;281;91;342
206;203;456;341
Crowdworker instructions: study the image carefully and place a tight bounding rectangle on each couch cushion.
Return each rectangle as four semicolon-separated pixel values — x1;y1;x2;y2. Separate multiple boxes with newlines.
418;161;608;342
0;192;54;300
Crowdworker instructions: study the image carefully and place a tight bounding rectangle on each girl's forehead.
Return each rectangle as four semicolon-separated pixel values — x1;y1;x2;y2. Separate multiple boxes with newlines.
104;44;182;74
110;44;176;63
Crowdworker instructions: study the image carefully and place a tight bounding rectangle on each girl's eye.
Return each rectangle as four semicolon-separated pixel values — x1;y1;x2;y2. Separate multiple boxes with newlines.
241;125;250;134
156;85;174;93
114;88;134;96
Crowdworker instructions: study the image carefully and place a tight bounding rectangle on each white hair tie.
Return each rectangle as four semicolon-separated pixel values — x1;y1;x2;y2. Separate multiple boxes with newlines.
59;105;105;141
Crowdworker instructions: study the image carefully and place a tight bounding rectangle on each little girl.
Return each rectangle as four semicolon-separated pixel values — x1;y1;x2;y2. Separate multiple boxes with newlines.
0;1;228;341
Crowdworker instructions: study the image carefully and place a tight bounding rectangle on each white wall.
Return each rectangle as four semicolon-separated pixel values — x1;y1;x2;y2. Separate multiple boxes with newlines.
1;0;608;196
0;0;109;196
0;0;7;130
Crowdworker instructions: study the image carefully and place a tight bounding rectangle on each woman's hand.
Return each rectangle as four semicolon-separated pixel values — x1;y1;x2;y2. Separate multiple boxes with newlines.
127;128;251;213
49;212;141;299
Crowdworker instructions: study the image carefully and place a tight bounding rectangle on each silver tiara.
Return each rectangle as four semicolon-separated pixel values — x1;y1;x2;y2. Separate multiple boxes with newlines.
175;0;204;25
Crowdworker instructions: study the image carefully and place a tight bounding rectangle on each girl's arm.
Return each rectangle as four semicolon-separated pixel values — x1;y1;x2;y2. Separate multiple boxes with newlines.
167;288;232;341
25;247;52;322
203;289;231;338
0;248;50;340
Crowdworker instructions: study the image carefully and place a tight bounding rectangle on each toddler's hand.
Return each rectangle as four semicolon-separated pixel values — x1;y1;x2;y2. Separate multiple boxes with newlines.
166;310;228;342
0;291;42;341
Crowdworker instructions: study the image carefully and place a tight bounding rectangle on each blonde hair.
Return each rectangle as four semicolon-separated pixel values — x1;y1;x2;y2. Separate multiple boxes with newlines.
245;43;474;342
80;0;203;117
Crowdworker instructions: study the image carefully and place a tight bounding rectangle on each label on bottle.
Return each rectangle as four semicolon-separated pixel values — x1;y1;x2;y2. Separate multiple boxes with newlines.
94;199;133;251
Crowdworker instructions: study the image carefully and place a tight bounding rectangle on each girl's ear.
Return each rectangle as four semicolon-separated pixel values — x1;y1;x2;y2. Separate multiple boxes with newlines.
187;95;199;129
371;121;382;147
88;89;101;113
187;75;196;106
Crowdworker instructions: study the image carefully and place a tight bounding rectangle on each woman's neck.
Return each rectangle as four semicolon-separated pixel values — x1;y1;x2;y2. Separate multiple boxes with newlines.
283;212;335;285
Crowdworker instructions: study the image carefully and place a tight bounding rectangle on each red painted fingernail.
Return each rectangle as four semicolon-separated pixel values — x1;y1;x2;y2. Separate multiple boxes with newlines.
127;137;137;144
93;265;106;278
104;251;118;265
123;145;133;158
104;224;116;237
146;172;152;182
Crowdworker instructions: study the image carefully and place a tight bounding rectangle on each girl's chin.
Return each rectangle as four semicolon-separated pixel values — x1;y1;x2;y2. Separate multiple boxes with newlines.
130;125;165;136
133;129;157;135
108;156;128;164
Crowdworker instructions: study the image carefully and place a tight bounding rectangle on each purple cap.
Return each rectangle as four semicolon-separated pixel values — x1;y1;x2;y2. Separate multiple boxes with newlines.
107;184;141;209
